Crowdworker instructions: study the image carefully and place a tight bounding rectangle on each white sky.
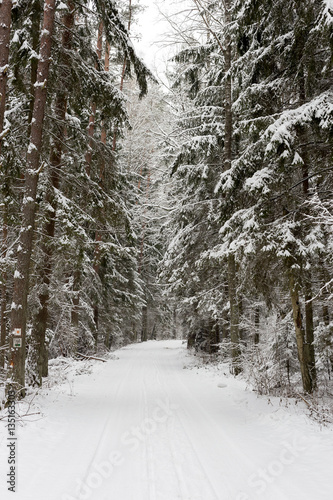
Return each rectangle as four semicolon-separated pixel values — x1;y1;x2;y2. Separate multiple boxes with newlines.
132;0;193;86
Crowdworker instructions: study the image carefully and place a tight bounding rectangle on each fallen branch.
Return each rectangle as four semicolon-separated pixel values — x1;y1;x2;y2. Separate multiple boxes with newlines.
296;392;318;410
21;412;41;418
76;352;106;362
0;411;41;421
296;392;331;421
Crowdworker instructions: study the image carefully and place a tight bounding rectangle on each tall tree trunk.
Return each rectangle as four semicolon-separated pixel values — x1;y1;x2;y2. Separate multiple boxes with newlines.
28;0;42;135
221;281;230;340
321;269;333;375
138;167;151;343
304;281;316;388
92;230;102;345
10;0;56;398
112;0;132;151
84;21;103;347
208;318;219;353
92;34;111;348
288;268;312;393
0;0;12;153
0;0;12;370
71;266;81;354
238;296;245;342
0;206;8;369
138;168;151;273
228;255;241;374
27;1;75;386
223;0;232;173
321;264;331;328
254;304;260;345
85;21;103;176
172;307;177;339
223;0;241;374
141;305;148;342
298;92;316;390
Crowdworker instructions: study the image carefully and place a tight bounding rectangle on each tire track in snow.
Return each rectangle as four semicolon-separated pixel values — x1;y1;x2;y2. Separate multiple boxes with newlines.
149;353;220;500
7;341;331;500
150;357;193;500
168;352;291;500
142;377;157;500
79;354;137;486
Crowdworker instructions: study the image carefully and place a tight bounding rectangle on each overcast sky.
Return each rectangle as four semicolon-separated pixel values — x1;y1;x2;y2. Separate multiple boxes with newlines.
132;0;192;86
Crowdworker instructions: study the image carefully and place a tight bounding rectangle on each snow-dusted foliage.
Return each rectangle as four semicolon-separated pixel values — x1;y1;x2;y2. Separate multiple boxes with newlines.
162;0;333;394
0;0;332;399
0;0;152;390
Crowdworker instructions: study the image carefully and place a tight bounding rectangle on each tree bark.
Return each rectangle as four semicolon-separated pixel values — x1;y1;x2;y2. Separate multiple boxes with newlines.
0;0;12;154
297;93;316;391
321;264;331;328
84;22;104;347
0;206;8;369
223;0;241;374
0;0;12;370
288;269;313;393
228;255;241;374
238;296;245;342
254;305;260;345
221;281;230;340
85;21;103;176
71;266;80;354
112;0;132;151
304;282;316;388
223;0;232;172
27;1;75;387
92;230;102;347
208;318;219;353
141;305;148;342
27;0;42;136
10;0;56;398
172;307;177;339
92;36;111;348
321;280;333;374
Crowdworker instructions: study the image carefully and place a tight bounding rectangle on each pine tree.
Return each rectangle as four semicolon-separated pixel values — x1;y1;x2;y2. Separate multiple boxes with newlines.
0;0;12;153
10;0;57;397
27;0;76;387
0;0;13;370
6;0;152;394
163;0;332;392
211;0;333;391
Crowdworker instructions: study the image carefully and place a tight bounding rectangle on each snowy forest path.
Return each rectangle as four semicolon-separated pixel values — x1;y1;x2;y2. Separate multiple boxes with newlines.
1;340;333;500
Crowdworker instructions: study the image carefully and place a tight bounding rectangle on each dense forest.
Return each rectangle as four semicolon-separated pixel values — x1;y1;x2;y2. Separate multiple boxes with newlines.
0;0;332;402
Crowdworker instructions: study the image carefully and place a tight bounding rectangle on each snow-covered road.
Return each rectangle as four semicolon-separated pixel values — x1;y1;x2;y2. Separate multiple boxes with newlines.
1;340;333;500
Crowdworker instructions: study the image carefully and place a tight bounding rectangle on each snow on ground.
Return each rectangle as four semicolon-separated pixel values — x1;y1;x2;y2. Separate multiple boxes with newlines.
1;340;333;500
